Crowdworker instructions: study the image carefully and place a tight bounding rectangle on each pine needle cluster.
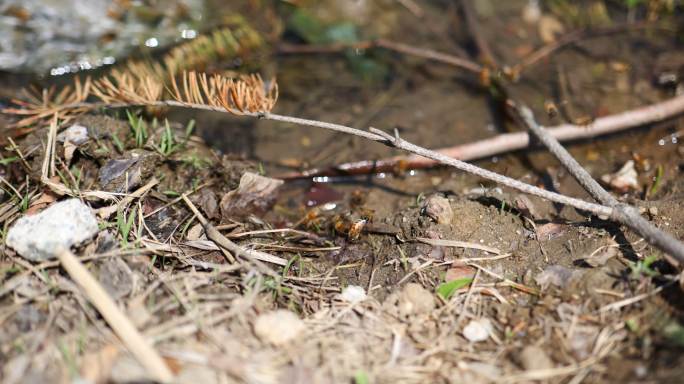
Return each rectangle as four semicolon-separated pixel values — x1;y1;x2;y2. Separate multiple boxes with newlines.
3;18;273;127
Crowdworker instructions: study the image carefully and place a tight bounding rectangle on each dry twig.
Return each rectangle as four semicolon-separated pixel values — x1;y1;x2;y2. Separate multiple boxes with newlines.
55;247;174;383
180;194;287;267
287;93;684;178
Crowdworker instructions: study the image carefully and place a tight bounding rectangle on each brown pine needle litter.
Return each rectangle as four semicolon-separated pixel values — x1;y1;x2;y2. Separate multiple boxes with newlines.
3;70;278;128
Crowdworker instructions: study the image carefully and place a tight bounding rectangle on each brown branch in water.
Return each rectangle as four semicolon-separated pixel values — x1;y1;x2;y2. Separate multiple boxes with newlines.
509;22;675;78
284;93;684;178
460;0;498;68
277;21;673;84
514;103;684;265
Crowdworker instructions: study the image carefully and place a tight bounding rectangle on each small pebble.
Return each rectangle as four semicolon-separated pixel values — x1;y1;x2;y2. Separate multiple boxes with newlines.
399;283;435;316
58;124;90;145
422;195;453;224
463;318;492;342
254;310;305;346
520;345;554;370
339;285;366;304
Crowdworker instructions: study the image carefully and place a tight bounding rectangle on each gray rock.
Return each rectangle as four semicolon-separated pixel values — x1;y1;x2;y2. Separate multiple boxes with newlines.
98;157;140;189
6;199;99;261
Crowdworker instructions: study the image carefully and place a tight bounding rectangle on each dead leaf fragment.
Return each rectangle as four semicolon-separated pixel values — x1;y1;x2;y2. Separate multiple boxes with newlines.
80;344;121;384
399;283;435;316
220;172;283;219
535;265;583;290
601;160;639;192
195;189;218;219
445;265;476;282
536;222;565;241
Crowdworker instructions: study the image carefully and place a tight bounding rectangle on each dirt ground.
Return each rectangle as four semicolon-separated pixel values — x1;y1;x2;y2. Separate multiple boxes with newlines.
2;1;684;383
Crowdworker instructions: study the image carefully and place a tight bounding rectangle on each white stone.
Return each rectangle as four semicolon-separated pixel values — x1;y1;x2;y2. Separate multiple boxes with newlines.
463;318;492;342
339;285;367;304
6;199;99;261
58;124;90;145
601;160;639;192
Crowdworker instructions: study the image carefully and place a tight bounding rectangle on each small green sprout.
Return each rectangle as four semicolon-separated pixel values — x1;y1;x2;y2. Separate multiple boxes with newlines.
630;254;659;278
154;119;180;156
111;133;125;153
436;277;474;300
126;110;149;148
184;119;196;138
117;206;137;247
0;156;19;165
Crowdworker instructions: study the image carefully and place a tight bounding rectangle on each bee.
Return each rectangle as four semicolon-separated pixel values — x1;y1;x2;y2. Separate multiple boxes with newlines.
333;214;368;241
296;208;322;228
544;100;559;118
347;219;367;241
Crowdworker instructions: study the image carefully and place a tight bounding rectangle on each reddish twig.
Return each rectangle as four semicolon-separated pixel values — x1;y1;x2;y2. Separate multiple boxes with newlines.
281;93;684;179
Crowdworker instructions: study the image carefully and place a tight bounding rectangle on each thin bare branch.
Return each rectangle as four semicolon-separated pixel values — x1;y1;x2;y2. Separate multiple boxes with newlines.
510;22;674;78
286;93;684;178
278;38;483;74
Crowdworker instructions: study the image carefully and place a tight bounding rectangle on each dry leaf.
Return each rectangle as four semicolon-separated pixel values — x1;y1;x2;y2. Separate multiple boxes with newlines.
80;344;120;384
601;160;639;192
220;172;283;219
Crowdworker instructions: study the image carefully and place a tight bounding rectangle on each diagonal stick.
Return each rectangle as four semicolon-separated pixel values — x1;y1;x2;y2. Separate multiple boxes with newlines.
55;247;174;382
514;103;684;264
